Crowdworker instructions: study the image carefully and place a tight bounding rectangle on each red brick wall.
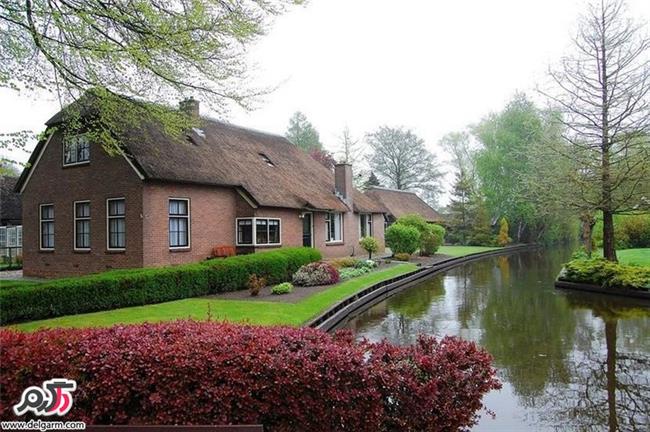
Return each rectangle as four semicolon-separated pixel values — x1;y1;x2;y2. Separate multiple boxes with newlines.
312;211;385;259
21;132;144;278
142;182;239;267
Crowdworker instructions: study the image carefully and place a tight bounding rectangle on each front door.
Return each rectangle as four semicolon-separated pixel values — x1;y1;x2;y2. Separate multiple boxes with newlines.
302;213;313;247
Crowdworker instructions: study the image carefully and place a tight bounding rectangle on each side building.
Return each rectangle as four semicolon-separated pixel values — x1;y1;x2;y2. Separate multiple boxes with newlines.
364;186;444;227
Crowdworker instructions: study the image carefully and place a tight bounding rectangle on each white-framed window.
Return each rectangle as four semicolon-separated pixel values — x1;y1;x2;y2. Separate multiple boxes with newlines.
74;201;91;250
326;212;343;243
169;198;190;249
40;204;55;250
16;226;22;247
0;227;6;248
236;218;281;246
63;135;90;166
106;198;126;250
360;213;373;238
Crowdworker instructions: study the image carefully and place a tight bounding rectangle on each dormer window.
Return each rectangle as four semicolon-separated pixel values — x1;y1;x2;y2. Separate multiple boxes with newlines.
63;135;90;166
259;153;275;167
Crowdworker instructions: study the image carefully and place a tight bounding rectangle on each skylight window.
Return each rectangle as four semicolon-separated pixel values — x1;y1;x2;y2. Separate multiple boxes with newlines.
259;153;275;167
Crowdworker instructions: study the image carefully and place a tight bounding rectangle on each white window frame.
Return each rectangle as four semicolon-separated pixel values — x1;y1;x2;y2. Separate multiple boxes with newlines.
74;200;91;251
169;198;191;250
39;203;55;251
0;226;6;248
326;212;344;244
62;134;90;167
235;217;282;246
106;198;126;251
7;226;17;247
16;225;22;247
359;213;373;238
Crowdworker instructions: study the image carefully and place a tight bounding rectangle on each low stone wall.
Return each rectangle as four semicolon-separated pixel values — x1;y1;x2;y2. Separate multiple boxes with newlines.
307;244;538;332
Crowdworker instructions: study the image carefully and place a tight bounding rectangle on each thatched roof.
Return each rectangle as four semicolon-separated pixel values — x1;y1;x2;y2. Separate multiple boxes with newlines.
18;100;382;213
1;176;21;225
364;187;443;222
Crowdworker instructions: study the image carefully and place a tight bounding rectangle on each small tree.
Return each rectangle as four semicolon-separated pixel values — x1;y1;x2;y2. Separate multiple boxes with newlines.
385;224;420;255
422;224;446;256
359;236;379;259
497;217;512;247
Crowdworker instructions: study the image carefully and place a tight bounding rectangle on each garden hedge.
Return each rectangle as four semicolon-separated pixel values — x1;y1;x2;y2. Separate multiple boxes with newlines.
0;247;320;324
0;321;501;431
561;258;650;291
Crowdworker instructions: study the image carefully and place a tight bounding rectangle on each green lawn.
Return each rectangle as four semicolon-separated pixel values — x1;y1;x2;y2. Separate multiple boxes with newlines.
438;245;500;257
616;248;650;266
11;263;418;332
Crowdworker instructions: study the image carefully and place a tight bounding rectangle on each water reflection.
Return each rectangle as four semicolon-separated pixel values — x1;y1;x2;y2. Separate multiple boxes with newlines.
347;249;650;431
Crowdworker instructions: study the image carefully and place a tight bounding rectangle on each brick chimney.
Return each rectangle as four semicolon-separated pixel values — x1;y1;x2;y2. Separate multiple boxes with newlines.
179;97;200;119
334;163;354;206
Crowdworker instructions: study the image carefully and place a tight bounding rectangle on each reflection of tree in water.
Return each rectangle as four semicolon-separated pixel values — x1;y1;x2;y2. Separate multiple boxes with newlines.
388;276;445;319
480;253;577;401
537;293;650;431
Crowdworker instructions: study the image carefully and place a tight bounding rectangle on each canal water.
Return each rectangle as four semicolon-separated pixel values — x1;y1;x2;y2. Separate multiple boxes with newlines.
345;249;650;431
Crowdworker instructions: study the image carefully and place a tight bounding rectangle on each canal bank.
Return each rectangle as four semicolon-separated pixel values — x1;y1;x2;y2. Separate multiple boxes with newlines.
345;247;650;431
307;244;538;331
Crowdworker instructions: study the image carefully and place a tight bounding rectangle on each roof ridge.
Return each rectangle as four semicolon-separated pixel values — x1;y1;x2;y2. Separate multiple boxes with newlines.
367;186;418;195
202;117;290;143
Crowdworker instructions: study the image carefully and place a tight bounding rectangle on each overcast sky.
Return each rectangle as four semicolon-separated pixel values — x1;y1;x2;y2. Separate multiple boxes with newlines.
2;0;649;200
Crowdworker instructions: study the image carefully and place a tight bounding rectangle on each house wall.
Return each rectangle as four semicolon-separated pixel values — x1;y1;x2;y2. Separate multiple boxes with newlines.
21;132;144;278
141;182;240;267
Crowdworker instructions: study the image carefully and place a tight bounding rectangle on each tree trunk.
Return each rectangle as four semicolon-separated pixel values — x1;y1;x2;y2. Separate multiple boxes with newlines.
602;211;617;261
605;319;619;432
580;213;596;257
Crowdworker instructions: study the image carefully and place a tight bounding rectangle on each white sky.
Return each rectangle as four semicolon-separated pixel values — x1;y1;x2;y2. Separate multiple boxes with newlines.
2;0;649;201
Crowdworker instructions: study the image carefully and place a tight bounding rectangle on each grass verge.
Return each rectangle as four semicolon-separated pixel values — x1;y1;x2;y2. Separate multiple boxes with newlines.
437;245;501;257
11;264;417;332
616;248;650;267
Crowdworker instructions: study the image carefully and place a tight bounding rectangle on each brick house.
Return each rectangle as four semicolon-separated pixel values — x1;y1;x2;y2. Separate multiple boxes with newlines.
16;100;385;278
364;186;444;226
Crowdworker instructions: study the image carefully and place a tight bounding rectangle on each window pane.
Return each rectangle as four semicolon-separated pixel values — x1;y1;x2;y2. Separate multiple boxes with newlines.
237;219;253;244
169;217;188;247
41;221;54;248
109;199;125;216
269;220;280;244
0;228;5;247
16;226;22;247
64;140;76;164
109;218;126;248
77;139;90;162
76;202;90;218
256;219;268;244
76;220;90;248
41;205;54;220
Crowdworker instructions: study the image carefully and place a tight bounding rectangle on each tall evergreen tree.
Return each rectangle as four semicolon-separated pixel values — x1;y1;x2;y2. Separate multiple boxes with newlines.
285;112;322;151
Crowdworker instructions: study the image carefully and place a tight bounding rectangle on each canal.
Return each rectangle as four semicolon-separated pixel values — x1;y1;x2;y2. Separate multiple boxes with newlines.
345;248;650;431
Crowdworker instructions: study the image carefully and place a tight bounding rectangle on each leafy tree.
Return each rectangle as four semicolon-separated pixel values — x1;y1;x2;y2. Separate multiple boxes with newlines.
541;0;650;261
446;171;475;245
0;0;301;163
308;148;336;170
468;198;494;246
367;126;444;204
394;214;445;256
359;236;379;259
385;224;420;255
497;218;512;246
285;111;322;151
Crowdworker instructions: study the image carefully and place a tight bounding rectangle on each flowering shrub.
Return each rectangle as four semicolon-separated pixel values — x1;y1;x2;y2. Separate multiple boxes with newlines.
0;322;500;430
355;259;378;270
339;267;371;280
292;262;340;286
271;282;293;295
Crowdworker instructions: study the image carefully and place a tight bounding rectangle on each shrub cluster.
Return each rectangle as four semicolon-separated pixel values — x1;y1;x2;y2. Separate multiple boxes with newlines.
340;267;371;280
385;224;420;255
394;252;411;261
271;282;293;295
594;214;650;249
561;258;650;291
394;214;446;256
0;247;321;325
292;262;340;286
0;322;501;431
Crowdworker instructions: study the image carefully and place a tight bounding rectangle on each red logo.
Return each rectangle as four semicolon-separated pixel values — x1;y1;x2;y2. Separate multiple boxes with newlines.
13;379;77;416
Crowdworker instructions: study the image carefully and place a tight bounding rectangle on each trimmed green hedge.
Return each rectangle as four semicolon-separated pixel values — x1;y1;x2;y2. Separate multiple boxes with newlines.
561;258;650;291
0;247;321;325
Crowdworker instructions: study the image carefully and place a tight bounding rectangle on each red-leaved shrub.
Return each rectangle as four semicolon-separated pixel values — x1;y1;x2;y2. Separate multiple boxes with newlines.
0;322;500;431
